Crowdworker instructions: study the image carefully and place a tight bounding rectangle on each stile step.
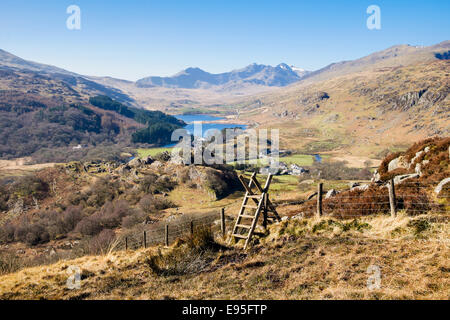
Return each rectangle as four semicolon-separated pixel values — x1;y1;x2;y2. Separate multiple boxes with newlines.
232;234;248;239
236;224;251;229
239;214;255;219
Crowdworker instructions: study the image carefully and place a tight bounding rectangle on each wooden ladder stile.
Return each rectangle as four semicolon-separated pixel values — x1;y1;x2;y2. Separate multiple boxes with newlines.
230;173;281;249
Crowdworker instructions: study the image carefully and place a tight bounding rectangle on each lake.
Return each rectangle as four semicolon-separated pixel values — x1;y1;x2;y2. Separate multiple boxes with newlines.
175;114;247;136
162;114;247;147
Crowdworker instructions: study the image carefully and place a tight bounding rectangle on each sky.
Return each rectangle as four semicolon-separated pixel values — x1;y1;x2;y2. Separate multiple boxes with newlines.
0;0;449;81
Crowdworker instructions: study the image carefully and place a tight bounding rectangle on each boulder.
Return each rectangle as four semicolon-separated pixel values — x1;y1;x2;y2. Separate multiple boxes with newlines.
371;170;381;183
150;161;163;169
409;150;424;169
393;173;420;185
352;184;369;191
349;182;360;189
415;163;422;176
435;177;450;195
388;156;408;172
143;156;154;165
325;189;338;199
128;158;142;168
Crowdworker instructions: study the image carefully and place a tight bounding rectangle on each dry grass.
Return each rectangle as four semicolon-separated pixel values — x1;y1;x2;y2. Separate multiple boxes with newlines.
0;214;448;300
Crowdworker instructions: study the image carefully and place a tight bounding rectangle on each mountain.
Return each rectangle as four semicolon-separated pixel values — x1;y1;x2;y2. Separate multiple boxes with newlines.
227;41;450;158
0;49;135;105
300;41;450;83
136;63;308;89
0;49;77;76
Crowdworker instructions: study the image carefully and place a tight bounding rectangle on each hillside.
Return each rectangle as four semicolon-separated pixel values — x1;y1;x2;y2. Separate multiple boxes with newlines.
0;137;448;300
0;93;184;162
0;213;448;300
228;42;450;158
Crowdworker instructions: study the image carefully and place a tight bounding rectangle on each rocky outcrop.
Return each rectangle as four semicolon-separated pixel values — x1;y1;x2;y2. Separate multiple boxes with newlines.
435;177;450;195
388;156;408;172
393;173;420;185
325;189;338;199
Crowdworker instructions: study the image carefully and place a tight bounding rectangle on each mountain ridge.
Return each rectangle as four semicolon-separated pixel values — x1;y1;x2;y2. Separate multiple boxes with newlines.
135;63;310;89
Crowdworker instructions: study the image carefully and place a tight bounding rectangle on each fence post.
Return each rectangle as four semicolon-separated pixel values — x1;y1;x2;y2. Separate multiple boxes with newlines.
165;224;169;246
389;178;397;217
263;194;268;230
125;237;128;251
143;231;147;249
317;182;323;218
221;208;226;238
190;220;194;236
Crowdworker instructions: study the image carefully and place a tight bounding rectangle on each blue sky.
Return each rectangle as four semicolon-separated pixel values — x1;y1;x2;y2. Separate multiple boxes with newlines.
0;0;449;80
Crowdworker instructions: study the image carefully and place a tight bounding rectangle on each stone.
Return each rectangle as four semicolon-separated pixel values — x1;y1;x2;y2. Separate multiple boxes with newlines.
415;163;422;176
349;182;360;189
435;177;450;195
371;170;381;183
409;150;424;169
128;157;142;168
352;184;369;191
393;173;420;185
325;189;338;199
143;156;154;165
388;156;408;172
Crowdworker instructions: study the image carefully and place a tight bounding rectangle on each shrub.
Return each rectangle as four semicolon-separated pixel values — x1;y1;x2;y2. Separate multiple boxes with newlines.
138;195;154;213
153;175;177;194
11;175;49;200
89;229;116;254
121;210;146;229
140;174;158;193
0;251;22;275
88;176;120;207
75;217;102;236
146;226;220;276
299;161;372;181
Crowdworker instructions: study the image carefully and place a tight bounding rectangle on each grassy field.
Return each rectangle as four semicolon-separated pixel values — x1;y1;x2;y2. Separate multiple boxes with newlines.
1;214;447;300
137;147;176;158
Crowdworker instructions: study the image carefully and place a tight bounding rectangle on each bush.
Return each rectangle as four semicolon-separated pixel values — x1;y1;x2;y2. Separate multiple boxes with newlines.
89;229;116;254
138;195;154;213
75;217;102;236
153;175;177;194
146;226;220;276
299;161;372;181
11;175;49;200
121;210;146;229
0;251;22;275
140;174;158;193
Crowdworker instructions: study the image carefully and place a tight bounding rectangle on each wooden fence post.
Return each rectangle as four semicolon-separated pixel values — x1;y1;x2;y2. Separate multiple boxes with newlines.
220;208;226;238
165;224;169;246
143;231;147;249
389;178;397;217
317;182;323;218
190;220;194;236
263;194;268;230
125;237;128;251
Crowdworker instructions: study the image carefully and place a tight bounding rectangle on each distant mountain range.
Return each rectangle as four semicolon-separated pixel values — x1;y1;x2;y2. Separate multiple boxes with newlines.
136;63;310;89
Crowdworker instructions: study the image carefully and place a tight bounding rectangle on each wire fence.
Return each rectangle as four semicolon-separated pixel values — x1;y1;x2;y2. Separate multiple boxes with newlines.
117;210;229;250
115;178;449;251
292;179;449;219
